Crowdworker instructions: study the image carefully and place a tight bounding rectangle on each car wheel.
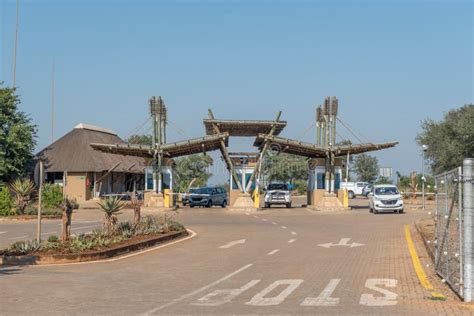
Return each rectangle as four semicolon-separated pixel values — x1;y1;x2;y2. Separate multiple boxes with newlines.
265;203;270;208
369;207;373;213
399;209;404;214
190;205;194;208
206;200;213;208
286;203;291;208
221;200;227;208
348;191;355;199
374;209;379;214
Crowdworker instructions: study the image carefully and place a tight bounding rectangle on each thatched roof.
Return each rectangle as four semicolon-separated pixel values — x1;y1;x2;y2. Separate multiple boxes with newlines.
91;133;229;159
204;119;287;136
36;124;148;173
254;134;398;158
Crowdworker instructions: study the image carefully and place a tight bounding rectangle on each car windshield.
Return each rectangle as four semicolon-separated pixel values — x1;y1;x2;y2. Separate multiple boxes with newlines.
189;188;199;193
196;188;213;194
267;184;288;190
375;187;399;195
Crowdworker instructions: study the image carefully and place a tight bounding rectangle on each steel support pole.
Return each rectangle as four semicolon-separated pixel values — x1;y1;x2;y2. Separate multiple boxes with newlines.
36;160;43;242
463;158;474;301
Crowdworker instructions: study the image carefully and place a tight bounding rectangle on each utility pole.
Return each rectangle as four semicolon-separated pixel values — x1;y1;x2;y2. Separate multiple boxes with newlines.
12;0;20;88
463;158;473;302
51;60;55;142
36;160;43;242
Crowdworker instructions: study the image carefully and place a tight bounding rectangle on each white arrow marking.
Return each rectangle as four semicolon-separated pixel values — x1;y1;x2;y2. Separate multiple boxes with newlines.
318;238;365;248
219;239;246;249
0;231;7;235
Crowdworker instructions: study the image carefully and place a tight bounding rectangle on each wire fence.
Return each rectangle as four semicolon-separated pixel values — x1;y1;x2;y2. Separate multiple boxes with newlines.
435;166;463;298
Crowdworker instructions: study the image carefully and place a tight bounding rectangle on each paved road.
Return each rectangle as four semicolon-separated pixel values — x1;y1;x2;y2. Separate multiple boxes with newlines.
0;202;467;315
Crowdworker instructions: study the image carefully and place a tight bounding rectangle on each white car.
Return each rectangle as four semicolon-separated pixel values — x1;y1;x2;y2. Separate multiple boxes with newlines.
264;183;292;208
368;185;404;214
340;182;369;199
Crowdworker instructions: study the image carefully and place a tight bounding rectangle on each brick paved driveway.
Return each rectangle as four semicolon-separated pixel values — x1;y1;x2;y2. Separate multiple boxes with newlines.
0;202;470;315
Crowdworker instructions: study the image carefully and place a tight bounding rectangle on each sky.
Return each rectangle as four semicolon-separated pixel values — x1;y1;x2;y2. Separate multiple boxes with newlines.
0;0;472;184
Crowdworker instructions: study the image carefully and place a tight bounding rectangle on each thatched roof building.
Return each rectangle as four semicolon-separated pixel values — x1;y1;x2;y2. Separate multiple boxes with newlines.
36;123;148;201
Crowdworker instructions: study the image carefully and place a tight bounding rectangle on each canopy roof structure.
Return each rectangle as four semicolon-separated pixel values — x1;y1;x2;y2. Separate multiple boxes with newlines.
91;133;229;159
254;134;399;158
204;119;287;137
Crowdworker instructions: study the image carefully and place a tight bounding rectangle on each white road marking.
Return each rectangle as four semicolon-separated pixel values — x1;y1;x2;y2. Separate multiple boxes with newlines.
272;222;277;225
41;231;58;235
262;219;268;222
245;213;250;216
301;279;340;306
281;226;287;229
360;279;398;306
143;263;253;314
291;232;297;235
288;239;297;243
193;280;260;306
8;235;28;240
319;238;364;248
246;279;304;306
219;239;246;249
253;216;258;219
267;249;280;256
0;231;7;235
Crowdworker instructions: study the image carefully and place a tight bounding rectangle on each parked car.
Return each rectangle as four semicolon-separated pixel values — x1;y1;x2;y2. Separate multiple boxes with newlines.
368;184;404;214
189;186;227;208
264;183;292;208
182;188;199;206
362;184;373;197
340;182;369;199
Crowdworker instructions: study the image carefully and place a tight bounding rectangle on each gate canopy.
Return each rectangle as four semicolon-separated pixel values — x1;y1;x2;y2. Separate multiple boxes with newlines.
91;133;229;158
204;119;287;137
254;134;398;158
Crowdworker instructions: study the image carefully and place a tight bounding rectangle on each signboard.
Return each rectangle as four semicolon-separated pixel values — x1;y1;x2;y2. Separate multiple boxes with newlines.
379;167;392;178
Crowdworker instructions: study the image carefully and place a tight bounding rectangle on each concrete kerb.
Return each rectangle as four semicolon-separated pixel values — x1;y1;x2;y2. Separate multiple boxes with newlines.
1;229;196;267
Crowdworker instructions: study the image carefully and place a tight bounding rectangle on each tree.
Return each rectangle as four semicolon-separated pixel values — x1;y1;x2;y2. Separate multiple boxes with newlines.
0;84;37;182
262;153;308;184
174;154;213;192
416;104;473;174
126;134;152;146
10;178;35;214
353;154;379;182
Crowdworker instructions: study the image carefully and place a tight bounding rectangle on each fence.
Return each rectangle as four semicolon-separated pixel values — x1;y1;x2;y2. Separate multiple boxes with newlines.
435;167;463;297
435;158;474;300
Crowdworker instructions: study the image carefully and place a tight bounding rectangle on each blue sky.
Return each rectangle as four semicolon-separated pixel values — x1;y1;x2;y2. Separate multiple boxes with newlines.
1;0;472;183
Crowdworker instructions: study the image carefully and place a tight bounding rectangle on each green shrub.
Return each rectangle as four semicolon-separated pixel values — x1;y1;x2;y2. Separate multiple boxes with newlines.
0;186;14;216
9;240;42;255
42;184;64;209
47;235;59;243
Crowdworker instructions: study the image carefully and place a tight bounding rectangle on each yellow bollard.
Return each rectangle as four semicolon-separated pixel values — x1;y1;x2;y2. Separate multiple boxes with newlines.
164;189;170;208
253;189;260;208
343;188;349;208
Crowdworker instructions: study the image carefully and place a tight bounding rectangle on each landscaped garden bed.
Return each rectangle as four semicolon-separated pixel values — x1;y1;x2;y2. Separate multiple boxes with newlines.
1;215;187;265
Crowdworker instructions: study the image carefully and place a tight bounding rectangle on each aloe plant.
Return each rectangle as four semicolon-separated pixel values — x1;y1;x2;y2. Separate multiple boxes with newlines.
97;196;126;232
10;178;36;214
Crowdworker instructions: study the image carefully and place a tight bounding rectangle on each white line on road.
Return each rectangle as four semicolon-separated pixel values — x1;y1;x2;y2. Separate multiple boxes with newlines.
267;249;280;256
291;232;297;235
288;239;297;243
245;213;250;216
143;263;253;315
219;239;246;249
0;231;7;235
262;219;268;222
71;224;100;231
41;231;58;235
272;222;277;225
281;226;287;229
8;235;28;240
253;216;258;219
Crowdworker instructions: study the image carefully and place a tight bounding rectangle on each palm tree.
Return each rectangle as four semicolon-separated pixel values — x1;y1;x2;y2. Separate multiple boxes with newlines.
10;178;36;214
97;196;126;232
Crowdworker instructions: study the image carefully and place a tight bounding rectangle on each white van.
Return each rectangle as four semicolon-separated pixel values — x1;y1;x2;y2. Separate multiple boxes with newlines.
340;182;369;199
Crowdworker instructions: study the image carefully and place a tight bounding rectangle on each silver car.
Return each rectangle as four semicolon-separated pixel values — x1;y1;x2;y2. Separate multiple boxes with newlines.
264;183;292;208
189;187;228;208
368;184;404;214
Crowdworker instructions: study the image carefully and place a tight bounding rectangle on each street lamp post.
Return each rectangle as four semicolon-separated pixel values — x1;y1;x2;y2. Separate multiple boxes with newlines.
422;145;428;211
